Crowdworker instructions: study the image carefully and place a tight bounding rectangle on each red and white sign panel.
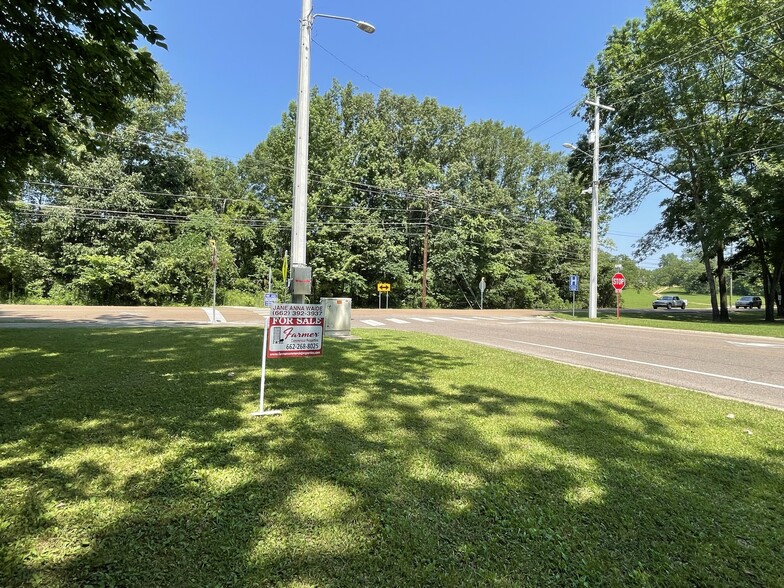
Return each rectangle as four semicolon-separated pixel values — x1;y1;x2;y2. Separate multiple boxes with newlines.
267;304;324;358
612;273;626;292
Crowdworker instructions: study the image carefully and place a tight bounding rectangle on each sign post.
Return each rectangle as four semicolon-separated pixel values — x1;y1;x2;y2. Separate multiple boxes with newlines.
479;277;486;310
612;272;626;319
253;316;280;416
253;303;324;417
209;239;218;323
281;250;288;302
569;274;579;316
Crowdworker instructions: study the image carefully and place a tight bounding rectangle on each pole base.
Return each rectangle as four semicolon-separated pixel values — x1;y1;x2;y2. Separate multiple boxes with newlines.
251;409;282;417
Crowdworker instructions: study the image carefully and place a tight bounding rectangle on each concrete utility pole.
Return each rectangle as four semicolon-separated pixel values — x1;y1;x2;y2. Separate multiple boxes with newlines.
290;0;375;302
585;90;615;319
290;0;313;288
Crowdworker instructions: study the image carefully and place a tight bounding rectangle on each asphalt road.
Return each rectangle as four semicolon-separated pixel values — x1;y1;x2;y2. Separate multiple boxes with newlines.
2;305;782;410
351;308;784;411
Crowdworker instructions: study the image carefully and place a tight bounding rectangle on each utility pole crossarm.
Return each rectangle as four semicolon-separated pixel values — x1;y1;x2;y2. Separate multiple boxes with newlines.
585;100;615;112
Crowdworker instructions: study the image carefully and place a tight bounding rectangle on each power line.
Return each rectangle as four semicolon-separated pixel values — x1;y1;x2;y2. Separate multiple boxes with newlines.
311;38;384;90
527;5;784;140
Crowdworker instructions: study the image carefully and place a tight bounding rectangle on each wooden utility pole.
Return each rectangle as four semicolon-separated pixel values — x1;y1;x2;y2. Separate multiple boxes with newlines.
421;204;429;309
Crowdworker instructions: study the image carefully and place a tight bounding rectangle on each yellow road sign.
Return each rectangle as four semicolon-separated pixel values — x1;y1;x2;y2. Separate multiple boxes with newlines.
377;282;391;292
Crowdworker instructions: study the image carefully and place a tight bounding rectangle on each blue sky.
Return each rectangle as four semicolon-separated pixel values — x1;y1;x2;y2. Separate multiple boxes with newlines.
145;0;675;267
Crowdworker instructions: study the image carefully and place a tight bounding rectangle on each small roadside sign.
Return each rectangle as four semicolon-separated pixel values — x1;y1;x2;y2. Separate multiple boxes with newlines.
377;282;391;292
263;292;279;307
267;304;324;358
569;274;579;292
254;303;323;418
612;273;626;320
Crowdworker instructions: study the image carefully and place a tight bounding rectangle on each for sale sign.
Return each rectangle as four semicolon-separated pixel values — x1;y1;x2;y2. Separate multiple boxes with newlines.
267;304;324;358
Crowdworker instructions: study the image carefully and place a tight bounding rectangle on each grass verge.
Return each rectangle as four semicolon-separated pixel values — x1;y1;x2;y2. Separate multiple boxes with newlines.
555;309;784;338
1;327;783;587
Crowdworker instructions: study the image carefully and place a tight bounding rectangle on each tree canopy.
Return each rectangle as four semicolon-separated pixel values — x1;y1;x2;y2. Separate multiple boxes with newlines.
3;79;606;309
0;0;166;195
581;0;784;320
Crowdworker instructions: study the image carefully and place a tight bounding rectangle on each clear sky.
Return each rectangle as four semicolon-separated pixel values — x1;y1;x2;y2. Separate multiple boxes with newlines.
144;0;675;268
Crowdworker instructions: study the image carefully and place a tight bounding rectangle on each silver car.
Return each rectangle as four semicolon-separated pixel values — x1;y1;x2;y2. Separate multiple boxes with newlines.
652;295;687;309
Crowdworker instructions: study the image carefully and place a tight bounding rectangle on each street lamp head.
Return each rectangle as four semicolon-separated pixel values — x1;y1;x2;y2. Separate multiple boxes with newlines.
312;13;376;33
563;143;577;150
356;20;375;34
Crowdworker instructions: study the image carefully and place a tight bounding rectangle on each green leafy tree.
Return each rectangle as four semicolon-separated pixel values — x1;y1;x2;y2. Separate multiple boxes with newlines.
0;0;166;195
0;208;50;300
724;156;784;318
8;67;194;304
242;82;588;309
586;0;784;321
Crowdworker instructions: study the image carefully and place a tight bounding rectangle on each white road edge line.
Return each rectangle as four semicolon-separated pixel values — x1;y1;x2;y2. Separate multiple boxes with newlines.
726;340;784;348
360;320;385;327
387;318;410;324
504;338;784;391
410;318;434;323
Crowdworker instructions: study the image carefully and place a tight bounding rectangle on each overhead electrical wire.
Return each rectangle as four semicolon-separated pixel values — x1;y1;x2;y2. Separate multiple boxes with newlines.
527;5;784;141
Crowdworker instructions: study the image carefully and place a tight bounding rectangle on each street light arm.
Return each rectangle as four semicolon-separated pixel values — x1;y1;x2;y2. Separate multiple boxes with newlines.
312;13;375;33
563;142;591;157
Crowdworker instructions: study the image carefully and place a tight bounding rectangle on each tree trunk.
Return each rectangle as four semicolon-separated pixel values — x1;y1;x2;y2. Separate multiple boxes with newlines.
778;265;784;319
756;240;778;322
699;240;719;321
715;246;730;322
762;263;775;322
693;215;720;321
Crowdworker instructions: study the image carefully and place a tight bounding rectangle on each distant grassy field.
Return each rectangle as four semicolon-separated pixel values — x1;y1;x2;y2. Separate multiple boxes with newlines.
621;288;713;309
2;327;783;587
556;308;783;338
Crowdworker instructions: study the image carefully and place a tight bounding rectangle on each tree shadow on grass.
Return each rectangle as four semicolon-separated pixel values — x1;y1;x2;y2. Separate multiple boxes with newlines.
1;328;783;586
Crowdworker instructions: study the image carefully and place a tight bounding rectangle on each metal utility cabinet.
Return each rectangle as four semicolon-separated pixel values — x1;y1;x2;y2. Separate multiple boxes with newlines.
321;297;352;337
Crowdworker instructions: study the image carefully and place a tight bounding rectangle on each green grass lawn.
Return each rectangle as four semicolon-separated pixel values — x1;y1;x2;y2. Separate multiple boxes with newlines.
556;309;784;338
2;327;783;587
620;288;716;310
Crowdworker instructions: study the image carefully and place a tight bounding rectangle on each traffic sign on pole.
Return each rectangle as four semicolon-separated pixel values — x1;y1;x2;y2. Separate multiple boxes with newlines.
612;273;625;319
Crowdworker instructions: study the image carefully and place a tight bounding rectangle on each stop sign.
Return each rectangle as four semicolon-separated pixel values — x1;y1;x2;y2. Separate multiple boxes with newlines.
612;273;626;291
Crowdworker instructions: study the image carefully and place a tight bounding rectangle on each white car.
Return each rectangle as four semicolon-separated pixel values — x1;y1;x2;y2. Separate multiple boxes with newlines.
652;295;687;309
